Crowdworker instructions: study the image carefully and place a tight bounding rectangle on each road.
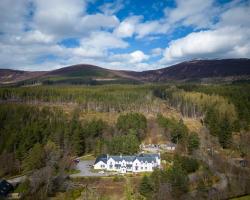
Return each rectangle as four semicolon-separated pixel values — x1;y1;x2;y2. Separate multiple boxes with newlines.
7;175;27;185
70;160;114;177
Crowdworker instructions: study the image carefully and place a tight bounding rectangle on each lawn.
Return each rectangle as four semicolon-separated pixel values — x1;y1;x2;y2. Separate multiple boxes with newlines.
231;195;250;200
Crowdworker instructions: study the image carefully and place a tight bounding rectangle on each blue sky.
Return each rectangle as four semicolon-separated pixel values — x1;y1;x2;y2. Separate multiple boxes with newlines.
0;0;249;71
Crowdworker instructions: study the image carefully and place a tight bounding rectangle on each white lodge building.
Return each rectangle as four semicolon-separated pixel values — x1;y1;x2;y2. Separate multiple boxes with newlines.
93;154;161;173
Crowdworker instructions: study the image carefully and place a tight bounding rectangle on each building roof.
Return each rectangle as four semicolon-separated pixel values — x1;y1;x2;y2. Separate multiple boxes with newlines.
94;154;107;165
136;156;156;163
0;180;14;197
140;153;160;159
94;153;160;165
109;155;136;162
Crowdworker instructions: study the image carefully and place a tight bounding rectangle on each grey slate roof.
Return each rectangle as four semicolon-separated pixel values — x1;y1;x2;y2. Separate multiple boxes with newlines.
136;156;156;163
94;153;159;165
94;154;107;165
109;155;136;162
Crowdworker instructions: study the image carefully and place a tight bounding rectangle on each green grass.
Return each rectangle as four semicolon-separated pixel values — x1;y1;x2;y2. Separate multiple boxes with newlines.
66;169;81;175
231;195;250;200
79;154;95;160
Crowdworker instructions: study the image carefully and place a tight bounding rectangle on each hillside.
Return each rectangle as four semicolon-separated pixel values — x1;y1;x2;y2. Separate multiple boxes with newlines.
129;58;250;82
0;69;45;84
0;64;139;86
1;59;250;85
38;64;139;85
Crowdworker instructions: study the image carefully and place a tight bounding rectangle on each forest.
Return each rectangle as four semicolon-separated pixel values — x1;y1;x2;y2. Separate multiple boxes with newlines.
0;83;249;199
0;85;162;113
0;104;148;175
153;84;250;148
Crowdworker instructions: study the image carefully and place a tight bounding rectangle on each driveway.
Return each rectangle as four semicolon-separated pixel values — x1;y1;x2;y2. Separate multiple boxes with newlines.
7;175;27;184
70;160;113;177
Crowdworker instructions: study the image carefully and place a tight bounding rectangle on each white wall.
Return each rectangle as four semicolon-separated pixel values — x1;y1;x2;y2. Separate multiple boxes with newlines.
94;161;106;170
107;158;116;171
98;156;161;173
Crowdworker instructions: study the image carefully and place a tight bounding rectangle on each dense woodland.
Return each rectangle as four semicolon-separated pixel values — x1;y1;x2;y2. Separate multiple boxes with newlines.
0;104;148;176
178;84;250;129
0;83;249;199
154;84;250;148
139;155;200;199
0;85;161;112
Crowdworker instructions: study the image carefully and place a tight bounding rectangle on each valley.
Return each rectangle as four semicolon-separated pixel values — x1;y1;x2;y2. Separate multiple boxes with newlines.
1;0;250;199
0;82;249;200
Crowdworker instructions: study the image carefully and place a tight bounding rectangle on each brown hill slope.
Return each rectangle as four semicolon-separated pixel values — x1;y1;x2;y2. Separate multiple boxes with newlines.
0;59;250;85
0;69;45;84
127;59;250;82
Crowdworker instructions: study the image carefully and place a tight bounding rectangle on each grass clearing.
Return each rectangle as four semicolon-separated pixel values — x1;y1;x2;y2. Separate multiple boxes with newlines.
231;195;250;200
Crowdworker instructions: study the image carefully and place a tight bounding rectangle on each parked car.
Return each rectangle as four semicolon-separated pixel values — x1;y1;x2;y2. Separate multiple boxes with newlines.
73;158;80;164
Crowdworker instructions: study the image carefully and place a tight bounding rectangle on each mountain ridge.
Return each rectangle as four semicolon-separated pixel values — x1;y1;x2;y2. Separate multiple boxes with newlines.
0;58;250;85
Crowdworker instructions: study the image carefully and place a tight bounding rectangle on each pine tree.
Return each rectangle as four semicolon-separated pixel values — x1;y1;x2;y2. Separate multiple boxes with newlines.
23;143;45;171
188;132;200;153
219;116;232;148
139;175;153;199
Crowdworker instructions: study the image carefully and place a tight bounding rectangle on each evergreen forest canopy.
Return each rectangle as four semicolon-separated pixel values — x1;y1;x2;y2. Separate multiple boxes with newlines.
0;103;149;177
0;83;249;199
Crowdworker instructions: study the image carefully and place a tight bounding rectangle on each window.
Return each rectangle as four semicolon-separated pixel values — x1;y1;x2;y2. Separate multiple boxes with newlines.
109;163;113;169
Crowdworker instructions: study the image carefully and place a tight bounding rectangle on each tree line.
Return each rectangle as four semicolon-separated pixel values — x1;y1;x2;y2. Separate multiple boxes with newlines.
0;103;147;178
0;85;162;113
178;83;250;130
157;114;200;154
139;155;200;199
154;85;242;148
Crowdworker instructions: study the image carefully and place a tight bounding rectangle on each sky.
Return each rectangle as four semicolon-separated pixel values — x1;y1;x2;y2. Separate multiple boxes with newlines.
0;0;249;71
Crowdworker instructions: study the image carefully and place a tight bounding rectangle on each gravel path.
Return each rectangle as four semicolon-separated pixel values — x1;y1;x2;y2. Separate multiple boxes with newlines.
70;160;113;177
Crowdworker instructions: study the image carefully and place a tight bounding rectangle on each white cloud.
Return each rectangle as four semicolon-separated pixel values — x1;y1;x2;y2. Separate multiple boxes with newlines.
151;48;164;57
17;30;55;44
78;14;119;33
111;50;149;64
33;0;119;38
80;31;128;50
72;47;105;58
136;21;168;39
130;51;149;63
33;0;85;36
161;27;250;64
0;0;250;72
99;0;124;15
160;2;250;65
114;16;141;38
0;0;28;33
71;31;128;59
114;15;169;39
165;0;217;29
218;3;250;28
114;0;218;39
